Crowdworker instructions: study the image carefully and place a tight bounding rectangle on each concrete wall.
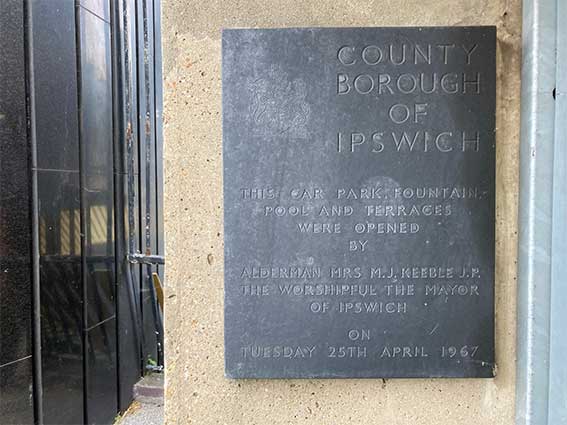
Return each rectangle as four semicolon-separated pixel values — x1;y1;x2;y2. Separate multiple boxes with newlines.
162;1;521;423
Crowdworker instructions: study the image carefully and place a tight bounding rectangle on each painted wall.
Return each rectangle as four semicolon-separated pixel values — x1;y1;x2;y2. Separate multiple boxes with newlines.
162;1;521;423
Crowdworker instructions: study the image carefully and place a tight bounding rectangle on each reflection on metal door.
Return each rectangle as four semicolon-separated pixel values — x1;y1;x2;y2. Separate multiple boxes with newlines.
0;1;164;424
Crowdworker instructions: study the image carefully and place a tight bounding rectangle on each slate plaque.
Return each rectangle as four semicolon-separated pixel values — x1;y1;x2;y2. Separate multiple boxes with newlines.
223;27;496;378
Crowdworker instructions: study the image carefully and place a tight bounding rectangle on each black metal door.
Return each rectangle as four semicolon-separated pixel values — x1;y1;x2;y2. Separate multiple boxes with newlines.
0;1;164;424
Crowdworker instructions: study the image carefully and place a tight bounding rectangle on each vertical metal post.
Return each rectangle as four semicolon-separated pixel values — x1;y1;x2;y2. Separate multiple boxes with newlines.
548;0;567;423
73;2;89;423
23;1;43;422
517;0;564;424
153;0;165;281
111;0;124;411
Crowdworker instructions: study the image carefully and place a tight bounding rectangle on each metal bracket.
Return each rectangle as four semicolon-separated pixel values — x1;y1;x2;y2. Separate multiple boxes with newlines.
127;253;165;265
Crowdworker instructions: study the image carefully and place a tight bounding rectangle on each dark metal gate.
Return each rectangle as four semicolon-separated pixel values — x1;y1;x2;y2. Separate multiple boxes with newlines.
0;1;164;424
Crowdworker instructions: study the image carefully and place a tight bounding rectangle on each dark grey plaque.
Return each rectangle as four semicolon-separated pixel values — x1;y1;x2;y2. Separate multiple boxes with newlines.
223;27;496;378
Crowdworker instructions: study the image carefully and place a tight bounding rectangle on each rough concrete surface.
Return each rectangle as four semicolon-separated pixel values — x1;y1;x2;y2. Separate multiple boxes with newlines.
118;399;164;425
162;1;521;424
117;374;164;425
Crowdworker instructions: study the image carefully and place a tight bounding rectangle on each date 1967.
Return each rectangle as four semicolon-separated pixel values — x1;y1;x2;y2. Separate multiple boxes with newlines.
326;345;480;359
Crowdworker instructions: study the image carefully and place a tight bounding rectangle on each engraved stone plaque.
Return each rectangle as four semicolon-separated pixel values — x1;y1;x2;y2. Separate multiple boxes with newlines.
223;27;496;378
